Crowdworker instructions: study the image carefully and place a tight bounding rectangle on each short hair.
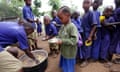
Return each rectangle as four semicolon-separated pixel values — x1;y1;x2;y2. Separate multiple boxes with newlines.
93;0;99;4
44;15;51;20
104;6;113;11
59;6;71;15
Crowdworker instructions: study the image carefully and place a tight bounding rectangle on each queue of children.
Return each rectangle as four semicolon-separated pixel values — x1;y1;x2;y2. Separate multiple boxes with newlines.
21;0;120;72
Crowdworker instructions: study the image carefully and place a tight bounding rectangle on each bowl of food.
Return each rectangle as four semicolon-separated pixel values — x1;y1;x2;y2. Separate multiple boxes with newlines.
19;50;48;72
48;38;59;49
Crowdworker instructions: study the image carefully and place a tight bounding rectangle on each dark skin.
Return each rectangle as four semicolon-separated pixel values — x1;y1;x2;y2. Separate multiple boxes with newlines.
83;0;97;41
56;7;71;44
102;8;114;30
51;10;57;18
24;0;38;23
24;28;38;61
43;16;55;40
72;11;80;20
6;24;37;72
92;1;99;11
57;9;70;25
18;21;39;62
7;47;18;58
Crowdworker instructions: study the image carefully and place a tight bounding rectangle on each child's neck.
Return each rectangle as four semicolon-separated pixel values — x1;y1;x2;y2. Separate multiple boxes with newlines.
93;9;97;11
85;10;89;13
64;20;70;26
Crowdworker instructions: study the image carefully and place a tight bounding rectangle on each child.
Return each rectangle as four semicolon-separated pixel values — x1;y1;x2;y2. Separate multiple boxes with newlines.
111;0;120;64
100;6;115;63
91;0;101;61
80;0;98;67
71;11;83;62
43;16;58;57
57;6;78;72
36;19;42;36
51;10;62;32
71;11;83;35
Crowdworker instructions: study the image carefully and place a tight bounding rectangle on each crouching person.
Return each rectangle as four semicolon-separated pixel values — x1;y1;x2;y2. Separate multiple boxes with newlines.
0;20;38;72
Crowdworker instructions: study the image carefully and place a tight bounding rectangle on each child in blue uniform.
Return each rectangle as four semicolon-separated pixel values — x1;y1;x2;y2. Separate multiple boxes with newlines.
92;1;101;61
111;0;120;63
23;0;39;50
80;0;98;67
43;16;58;40
51;10;62;32
71;11;83;62
71;11;83;35
23;0;36;29
43;16;58;56
100;7;115;63
36;19;42;36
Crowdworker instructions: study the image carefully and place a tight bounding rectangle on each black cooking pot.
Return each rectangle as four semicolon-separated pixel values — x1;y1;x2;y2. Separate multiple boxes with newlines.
19;50;48;72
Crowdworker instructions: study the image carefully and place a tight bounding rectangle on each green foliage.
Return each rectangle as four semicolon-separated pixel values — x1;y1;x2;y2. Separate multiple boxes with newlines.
33;0;42;17
48;0;61;10
0;0;24;18
0;2;19;18
34;0;41;7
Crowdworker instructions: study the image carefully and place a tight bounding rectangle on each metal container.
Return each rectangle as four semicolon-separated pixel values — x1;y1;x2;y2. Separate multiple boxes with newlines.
48;38;59;49
19;50;48;72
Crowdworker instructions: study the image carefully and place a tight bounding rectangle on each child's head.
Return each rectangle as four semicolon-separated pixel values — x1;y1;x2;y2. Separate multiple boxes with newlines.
57;6;71;24
44;16;51;25
51;10;57;18
103;6;113;18
92;0;100;10
72;11;80;19
83;0;92;12
24;0;32;6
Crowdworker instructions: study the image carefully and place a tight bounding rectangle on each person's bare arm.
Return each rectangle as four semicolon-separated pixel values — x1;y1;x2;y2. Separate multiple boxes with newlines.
23;49;36;60
88;25;97;41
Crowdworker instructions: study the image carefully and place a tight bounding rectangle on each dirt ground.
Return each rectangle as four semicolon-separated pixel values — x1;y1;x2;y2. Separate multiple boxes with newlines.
36;36;111;72
17;35;120;72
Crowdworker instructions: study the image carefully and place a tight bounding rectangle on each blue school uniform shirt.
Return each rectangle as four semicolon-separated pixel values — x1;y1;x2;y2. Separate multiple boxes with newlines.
52;16;62;24
93;10;101;27
51;16;62;31
82;11;97;33
102;17;115;35
71;16;83;33
23;5;35;29
114;8;120;31
104;17;115;24
37;22;42;33
45;23;58;36
0;22;29;52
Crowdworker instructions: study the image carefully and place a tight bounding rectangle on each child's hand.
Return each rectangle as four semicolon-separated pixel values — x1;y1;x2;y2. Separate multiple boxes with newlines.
87;36;92;42
56;39;62;45
36;19;41;24
42;37;47;41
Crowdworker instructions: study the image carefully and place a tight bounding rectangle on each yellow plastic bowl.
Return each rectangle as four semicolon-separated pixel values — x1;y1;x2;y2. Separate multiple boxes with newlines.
85;40;92;47
100;16;105;22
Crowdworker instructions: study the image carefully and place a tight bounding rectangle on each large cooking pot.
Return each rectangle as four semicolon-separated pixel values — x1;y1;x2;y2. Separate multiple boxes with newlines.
19;50;48;72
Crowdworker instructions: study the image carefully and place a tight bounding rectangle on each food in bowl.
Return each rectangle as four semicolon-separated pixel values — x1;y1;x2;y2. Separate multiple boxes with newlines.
19;50;47;67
